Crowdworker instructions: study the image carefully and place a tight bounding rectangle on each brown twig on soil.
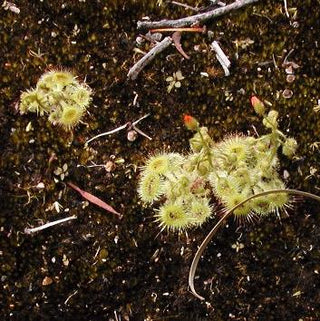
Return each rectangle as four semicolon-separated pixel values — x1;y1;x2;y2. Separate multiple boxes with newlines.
127;36;172;80
150;26;206;33
137;0;259;30
172;31;190;59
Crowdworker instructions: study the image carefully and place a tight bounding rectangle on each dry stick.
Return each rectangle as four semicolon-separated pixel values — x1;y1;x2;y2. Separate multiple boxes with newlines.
211;40;231;76
150;27;205;33
24;215;77;234
137;0;259;30
188;189;320;301
170;0;200;12
127;36;173;80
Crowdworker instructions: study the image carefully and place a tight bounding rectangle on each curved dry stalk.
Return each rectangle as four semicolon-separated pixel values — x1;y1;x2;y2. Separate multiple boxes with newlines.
189;189;320;301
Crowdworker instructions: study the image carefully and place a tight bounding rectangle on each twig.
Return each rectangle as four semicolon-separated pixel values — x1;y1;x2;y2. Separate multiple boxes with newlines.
170;0;200;12
150;27;205;33
86;114;151;144
127;36;173;80
86;123;128;144
188;189;320;301
211;40;231;76
283;0;290;18
137;0;259;30
24;215;77;234
283;48;294;65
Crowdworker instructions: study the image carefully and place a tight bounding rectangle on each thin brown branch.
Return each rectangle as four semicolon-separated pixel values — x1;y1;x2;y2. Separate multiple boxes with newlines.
137;0;259;30
127;36;173;80
150;27;205;33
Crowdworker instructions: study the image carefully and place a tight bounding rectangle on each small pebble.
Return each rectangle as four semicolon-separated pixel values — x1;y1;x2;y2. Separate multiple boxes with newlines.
286;74;295;83
282;89;293;99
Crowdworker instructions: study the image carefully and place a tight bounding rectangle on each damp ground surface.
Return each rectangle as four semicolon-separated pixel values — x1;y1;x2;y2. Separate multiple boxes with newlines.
1;1;320;320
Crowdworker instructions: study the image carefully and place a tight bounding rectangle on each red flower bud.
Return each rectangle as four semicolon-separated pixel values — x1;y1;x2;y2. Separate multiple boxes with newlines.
250;96;265;116
183;114;199;131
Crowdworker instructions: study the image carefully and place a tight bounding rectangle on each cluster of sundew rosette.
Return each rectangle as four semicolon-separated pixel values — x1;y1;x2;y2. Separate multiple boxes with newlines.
138;97;298;232
19;70;92;129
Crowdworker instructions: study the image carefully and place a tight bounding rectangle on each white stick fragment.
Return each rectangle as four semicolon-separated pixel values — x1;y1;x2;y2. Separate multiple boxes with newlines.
283;0;290;18
85;123;128;145
2;1;20;14
24;215;77;234
211;40;231;76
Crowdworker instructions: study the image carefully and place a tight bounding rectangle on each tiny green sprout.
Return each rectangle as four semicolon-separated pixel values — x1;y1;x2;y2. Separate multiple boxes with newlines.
19;69;92;130
166;70;184;93
282;137;298;158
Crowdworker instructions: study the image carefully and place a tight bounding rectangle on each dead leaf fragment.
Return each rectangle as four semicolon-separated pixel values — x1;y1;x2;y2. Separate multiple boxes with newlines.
67;182;122;218
42;276;53;286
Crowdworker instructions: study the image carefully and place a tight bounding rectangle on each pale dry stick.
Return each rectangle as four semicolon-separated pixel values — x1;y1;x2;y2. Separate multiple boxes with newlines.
24;215;77;234
170;0;200;12
86;123;128;144
127;37;172;80
283;0;290;18
137;0;259;30
211;41;231;76
189;189;320;301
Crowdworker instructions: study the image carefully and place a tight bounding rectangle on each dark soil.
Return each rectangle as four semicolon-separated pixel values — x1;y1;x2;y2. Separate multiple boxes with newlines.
1;0;320;320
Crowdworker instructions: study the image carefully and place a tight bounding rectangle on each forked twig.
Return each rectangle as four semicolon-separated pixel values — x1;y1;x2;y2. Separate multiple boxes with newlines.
86;114;151;144
128;36;172;80
137;0;259;30
189;189;320;301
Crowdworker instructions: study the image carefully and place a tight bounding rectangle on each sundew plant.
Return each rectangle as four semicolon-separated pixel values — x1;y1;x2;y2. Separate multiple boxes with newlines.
19;70;92;129
138;97;298;232
138;96;320;300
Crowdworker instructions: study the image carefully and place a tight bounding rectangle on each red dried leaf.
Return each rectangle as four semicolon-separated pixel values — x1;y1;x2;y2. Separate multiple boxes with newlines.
67;182;122;218
172;31;190;60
